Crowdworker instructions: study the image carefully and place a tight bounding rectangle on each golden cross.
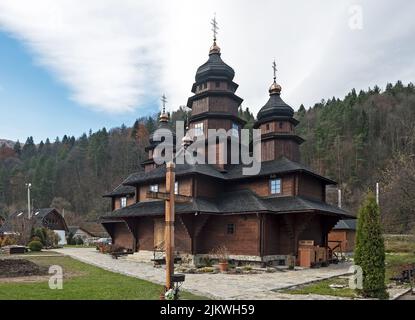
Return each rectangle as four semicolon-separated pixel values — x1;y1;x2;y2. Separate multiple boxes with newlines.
272;60;277;81
211;14;219;41
161;94;167;113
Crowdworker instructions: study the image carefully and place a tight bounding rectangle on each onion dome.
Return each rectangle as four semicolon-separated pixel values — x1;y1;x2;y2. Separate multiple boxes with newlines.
257;81;294;120
257;60;294;121
148;95;175;149
195;48;235;83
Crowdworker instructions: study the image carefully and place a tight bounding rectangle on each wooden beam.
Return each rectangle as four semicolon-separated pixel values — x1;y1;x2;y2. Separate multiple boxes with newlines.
165;162;175;290
146;191;191;203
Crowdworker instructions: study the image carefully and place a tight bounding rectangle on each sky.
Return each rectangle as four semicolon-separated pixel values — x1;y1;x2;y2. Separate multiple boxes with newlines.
0;0;414;142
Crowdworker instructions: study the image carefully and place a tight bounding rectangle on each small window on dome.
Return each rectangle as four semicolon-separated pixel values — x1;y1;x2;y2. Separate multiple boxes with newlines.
266;124;270;131
215;81;220;88
279;122;283;129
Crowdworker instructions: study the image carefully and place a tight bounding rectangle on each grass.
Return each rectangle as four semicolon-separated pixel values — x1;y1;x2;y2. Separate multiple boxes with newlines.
384;235;415;254
385;252;415;284
0;255;207;300
281;235;415;298
279;277;358;298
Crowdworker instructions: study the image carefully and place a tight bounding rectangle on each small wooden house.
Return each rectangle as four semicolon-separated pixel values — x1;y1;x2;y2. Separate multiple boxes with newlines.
328;219;356;253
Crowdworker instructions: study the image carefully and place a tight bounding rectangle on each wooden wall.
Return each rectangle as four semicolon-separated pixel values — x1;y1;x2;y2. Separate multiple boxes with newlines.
297;173;325;201
112;222;134;250
113;196;135;210
196;214;260;256
227;175;295;197
328;230;356;252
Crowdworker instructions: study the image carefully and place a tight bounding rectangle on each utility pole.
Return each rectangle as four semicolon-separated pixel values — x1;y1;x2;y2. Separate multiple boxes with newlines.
26;183;32;219
376;182;380;206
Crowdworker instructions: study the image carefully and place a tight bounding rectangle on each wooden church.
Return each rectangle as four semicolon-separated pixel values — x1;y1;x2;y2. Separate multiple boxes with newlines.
101;23;352;267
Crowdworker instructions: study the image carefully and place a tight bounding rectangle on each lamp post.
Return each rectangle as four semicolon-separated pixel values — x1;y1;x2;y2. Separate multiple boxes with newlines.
25;183;32;219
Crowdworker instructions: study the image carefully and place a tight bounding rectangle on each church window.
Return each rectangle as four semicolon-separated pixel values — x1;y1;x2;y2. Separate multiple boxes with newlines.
215;81;220;88
174;181;179;195
279;122;283;129
150;184;159;192
194;122;204;136
227;223;235;234
266;124;270;131
120;197;127;208
270;178;281;194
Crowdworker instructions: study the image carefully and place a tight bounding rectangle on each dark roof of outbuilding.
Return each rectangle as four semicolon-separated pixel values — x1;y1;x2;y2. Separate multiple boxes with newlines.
102;189;353;219
103;184;136;198
333;219;357;230
122;157;336;186
195;52;235;83
0;208;68;233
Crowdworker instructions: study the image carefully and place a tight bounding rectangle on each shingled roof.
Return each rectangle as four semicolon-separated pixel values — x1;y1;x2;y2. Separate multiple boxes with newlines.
122;162;226;186
103;184;136;198
0;208;68;233
121;157;336;186
332;219;357;230
102;189;352;220
225;157;336;184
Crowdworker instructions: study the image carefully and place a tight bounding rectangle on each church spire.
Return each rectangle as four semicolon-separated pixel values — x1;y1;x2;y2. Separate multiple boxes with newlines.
159;94;169;123
209;14;221;55
269;59;282;95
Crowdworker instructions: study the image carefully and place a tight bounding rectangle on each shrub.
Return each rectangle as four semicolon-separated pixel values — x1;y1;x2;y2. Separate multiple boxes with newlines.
75;237;84;245
45;230;60;248
1;236;16;247
67;232;75;245
354;192;388;299
28;240;43;252
31;236;42;243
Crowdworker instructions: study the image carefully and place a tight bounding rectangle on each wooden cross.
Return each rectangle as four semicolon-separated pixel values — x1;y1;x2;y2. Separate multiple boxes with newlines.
211;14;219;41
146;162;191;291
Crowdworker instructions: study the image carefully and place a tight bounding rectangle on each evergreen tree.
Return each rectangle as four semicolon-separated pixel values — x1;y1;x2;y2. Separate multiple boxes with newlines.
21;136;36;159
13;140;21;156
354;192;388;299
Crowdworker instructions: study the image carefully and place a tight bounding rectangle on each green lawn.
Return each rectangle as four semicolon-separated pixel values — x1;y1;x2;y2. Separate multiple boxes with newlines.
0;255;206;300
385;252;415;284
279;277;358;298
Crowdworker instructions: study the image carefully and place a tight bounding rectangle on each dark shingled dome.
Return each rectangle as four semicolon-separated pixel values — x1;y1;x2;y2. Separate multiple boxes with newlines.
195;52;235;83
257;92;294;121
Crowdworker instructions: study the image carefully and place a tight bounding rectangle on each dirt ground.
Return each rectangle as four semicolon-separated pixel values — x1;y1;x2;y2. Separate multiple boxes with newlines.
0;259;48;278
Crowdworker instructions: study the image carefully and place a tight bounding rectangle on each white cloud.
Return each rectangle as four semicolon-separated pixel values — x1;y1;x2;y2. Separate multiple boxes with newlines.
0;0;164;113
0;0;414;115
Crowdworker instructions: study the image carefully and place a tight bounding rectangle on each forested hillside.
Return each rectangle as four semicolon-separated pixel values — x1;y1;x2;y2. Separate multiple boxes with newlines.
0;81;414;232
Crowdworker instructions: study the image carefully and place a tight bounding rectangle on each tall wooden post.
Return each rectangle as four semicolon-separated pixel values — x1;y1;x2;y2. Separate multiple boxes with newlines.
165;162;175;290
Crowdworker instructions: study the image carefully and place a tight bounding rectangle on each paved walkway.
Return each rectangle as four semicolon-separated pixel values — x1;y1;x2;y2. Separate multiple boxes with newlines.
53;248;353;300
